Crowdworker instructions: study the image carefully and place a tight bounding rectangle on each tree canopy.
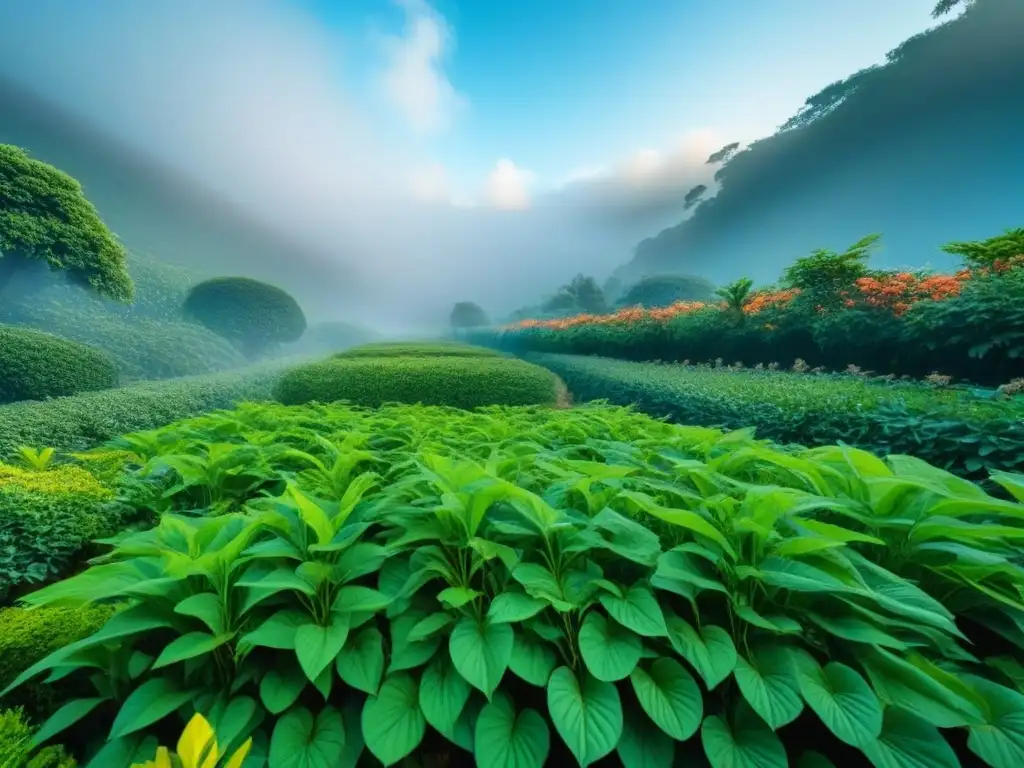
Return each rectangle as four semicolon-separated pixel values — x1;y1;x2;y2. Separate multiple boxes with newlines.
618;274;717;308
183;276;306;358
0;143;133;303
450;301;490;330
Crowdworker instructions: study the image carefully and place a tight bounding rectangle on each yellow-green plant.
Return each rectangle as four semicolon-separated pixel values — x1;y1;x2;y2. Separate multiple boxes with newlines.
133;712;251;768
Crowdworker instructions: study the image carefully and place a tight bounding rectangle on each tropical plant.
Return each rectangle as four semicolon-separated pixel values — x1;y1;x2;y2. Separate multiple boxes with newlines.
132;712;250;768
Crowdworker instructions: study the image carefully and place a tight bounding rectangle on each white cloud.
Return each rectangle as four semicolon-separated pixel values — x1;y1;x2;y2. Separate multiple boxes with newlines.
380;0;464;133
486;159;535;211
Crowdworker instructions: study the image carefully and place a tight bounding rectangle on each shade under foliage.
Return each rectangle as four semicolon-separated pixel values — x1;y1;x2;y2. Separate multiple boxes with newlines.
0;325;118;404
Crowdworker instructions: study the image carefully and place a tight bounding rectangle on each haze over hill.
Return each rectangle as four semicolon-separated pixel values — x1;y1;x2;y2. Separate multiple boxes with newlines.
0;0;962;331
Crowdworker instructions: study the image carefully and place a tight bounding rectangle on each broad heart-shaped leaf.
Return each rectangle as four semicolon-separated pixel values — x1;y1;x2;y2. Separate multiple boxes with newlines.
733;646;804;730
407;612;455;642
438;586;483;609
665;613;736;690
239;609;308;650
547;666;623;768
175;592;226;634
860;706;960;768
579;611;643;682
488;592;547;624
362;674;427;766
599;585;667;637
336;626;384;695
32;697;108;746
295;613;350;682
152;631;233;669
629;658;702;741
269;705;346;768
701;702;787;768
261;661;307;714
616;705;674;768
109;679;195;739
966;674;1024;768
449;617;514;698
474;691;550;768
509;629;558;687
389;611;442;673
419;652;472;734
797;660;882;748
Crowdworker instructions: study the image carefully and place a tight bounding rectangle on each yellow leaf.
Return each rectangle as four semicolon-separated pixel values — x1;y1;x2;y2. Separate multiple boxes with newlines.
177;713;218;768
223;737;254;768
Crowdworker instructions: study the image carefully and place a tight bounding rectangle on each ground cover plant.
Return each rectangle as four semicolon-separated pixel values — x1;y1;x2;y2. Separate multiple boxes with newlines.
332;340;505;359
4;401;1024;767
0;326;119;404
274;353;556;409
481;229;1024;386
524;353;1024;482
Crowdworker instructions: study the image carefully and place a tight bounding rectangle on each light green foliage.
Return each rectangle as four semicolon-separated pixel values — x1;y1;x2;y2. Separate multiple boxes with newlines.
0;326;119;404
0;143;133;304
273;355;558;409
5;401;1024;767
525;353;1024;480
333;340;504;359
0;361;289;460
0;708;77;768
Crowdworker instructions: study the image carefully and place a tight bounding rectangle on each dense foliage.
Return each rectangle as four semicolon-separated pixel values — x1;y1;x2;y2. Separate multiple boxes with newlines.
0;362;290;460
0;144;133;304
487;230;1024;385
0;708;76;768
274;354;558;409
523;354;1024;483
618;274;717;308
183;278;307;359
5;401;1024;767
0;326;118;404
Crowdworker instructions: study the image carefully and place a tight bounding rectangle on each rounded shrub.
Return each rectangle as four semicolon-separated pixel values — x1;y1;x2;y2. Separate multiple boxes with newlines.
183;276;306;359
0;326;118;404
273;355;558;409
333;341;504;359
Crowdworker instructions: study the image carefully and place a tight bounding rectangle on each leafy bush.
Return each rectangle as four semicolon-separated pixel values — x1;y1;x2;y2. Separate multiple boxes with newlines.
0;606;114;719
0;708;76;768
273;355;558;409
183;278;306;359
333;341;504;359
0;362;289;460
0;326;118;404
450;301;489;331
525;353;1024;481
0;143;133;304
7;402;1024;767
618;274;717;307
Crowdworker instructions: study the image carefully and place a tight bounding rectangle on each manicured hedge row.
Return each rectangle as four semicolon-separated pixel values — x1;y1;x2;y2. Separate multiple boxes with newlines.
0;326;118;404
274;354;558;408
526;353;1024;480
333;340;505;359
0;362;291;459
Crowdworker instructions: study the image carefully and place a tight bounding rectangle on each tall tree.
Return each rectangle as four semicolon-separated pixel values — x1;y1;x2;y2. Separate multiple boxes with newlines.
450;301;490;335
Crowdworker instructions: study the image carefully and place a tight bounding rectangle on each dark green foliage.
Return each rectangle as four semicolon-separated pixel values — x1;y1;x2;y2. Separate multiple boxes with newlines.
0;144;133;304
450;301;490;330
618;275;717;308
0;708;76;767
273;355;558;408
544;274;608;316
334;341;504;359
781;234;879;312
183;277;306;359
525;353;1024;481
0;362;288;460
0;606;114;720
0;326;118;404
940;228;1024;269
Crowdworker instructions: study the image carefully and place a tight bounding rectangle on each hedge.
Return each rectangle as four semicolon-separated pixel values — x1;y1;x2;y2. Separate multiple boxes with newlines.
274;355;559;408
0;361;291;460
0;707;76;767
526;353;1024;481
0;326;118;404
333;340;505;359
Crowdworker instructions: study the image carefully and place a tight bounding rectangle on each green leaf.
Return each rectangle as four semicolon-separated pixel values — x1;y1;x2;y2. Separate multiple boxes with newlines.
407;612;455;642
797;752;837;768
966;675;1024;768
860;707;960;768
438;586;483;608
331;586;391;613
488;592;548;624
474;691;550;768
261;663;307;715
32;697;108;746
512;563;573;612
152;631;232;670
701;703;787;768
419;653;471;735
616;706;675;768
295;614;350;682
547;666;623;768
362;674;427;766
109;679;194;739
389;612;442;673
239;609;308;650
175;592;226;634
598;585;667;637
733;647;804;730
665;614;736;690
336;626;384;695
629;658;702;741
578;611;642;682
449;617;514;698
236;565;316;596
798;660;882;748
269;705;346;768
508;629;557;687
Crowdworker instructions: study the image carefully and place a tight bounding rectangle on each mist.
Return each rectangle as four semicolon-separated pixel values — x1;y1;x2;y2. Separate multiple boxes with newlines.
0;0;725;334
